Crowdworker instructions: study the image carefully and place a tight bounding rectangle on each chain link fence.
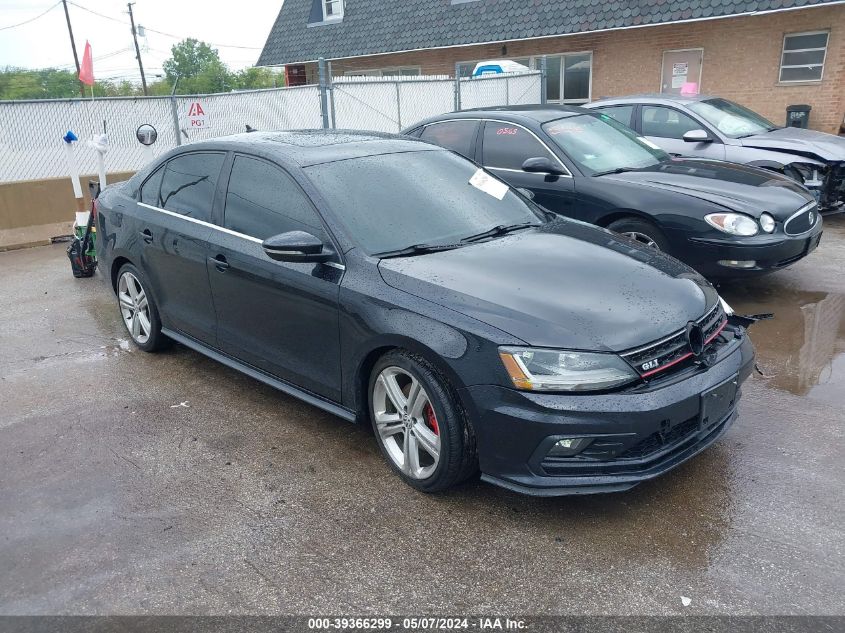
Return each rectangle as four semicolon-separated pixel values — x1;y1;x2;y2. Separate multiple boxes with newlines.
0;71;542;184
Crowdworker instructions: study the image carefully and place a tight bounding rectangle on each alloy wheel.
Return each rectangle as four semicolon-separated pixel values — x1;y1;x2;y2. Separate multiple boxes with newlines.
118;271;152;344
372;366;441;480
622;231;660;249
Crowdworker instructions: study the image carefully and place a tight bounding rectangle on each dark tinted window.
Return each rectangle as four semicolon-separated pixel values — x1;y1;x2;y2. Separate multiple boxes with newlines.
304;150;543;255
159;152;225;222
641;106;701;139
482;122;557;171
596;105;634;127
140;165;164;206
224;156;326;240
420;121;479;159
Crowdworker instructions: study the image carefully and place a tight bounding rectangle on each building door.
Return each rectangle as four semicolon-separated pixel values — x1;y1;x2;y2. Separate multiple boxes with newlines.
661;49;703;94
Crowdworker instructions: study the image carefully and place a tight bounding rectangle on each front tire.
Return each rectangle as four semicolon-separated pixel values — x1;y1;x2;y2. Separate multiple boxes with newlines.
116;263;167;352
607;217;670;251
369;350;477;493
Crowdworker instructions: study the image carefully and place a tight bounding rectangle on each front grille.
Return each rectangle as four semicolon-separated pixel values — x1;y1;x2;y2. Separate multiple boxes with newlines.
784;202;818;235
616;415;699;459
620;303;726;379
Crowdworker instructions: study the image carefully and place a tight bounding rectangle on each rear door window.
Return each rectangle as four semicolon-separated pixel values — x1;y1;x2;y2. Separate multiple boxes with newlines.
419;121;479;160
159;152;225;222
481;122;557;171
224;155;327;241
640;106;701;139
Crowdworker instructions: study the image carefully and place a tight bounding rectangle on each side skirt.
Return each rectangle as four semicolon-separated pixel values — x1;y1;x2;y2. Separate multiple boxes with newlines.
162;328;357;423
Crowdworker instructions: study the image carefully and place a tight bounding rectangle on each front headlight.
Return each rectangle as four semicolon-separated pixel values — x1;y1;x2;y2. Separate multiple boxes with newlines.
704;212;759;236
759;213;776;233
499;347;638;392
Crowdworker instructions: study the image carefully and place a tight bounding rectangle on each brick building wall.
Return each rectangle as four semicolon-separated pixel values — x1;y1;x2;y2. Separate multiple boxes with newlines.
302;5;845;133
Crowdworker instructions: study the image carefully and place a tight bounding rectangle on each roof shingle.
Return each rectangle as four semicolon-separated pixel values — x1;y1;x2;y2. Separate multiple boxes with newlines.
258;0;838;66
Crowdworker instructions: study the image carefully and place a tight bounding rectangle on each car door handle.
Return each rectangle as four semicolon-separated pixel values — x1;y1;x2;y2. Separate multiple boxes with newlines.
210;255;230;272
140;229;153;244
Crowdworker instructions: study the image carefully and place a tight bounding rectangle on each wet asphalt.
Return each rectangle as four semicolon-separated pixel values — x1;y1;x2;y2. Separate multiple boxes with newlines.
1;218;843;616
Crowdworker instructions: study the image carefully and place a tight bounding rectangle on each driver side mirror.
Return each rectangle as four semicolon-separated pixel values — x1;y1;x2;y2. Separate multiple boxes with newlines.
522;157;567;176
682;129;712;143
262;231;333;263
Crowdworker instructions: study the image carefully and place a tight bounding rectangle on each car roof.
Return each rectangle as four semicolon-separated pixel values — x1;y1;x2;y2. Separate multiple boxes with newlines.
413;105;588;128
175;129;440;167
589;94;714;106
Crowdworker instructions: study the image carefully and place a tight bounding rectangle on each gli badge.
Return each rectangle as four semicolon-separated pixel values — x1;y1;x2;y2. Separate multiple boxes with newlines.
642;358;660;371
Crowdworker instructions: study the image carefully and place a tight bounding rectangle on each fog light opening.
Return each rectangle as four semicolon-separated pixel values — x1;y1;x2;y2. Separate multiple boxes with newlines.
718;259;757;269
547;437;592;458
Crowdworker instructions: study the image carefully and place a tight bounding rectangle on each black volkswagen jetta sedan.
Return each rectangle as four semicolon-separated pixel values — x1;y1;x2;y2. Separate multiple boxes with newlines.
404;107;823;279
96;130;755;496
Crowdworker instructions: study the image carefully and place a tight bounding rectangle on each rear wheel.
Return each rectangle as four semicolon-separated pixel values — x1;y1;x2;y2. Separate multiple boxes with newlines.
117;263;167;352
369;350;477;492
607;217;670;251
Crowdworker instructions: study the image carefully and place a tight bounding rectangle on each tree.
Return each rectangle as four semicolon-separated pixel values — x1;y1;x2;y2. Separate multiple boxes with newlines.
162;38;233;94
233;67;283;90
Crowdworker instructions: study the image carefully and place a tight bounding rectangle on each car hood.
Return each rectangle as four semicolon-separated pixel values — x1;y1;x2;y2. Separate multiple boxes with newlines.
738;127;845;162
378;220;718;351
602;158;814;219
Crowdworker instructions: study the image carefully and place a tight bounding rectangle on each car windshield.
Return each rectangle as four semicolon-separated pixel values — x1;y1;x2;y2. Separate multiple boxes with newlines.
687;98;778;138
541;114;669;176
304;150;544;255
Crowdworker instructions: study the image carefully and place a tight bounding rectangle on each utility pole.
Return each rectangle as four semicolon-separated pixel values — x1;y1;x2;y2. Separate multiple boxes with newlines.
61;0;84;97
127;3;148;96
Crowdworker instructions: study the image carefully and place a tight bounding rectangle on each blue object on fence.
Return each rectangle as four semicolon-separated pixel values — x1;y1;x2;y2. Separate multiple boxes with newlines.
63;130;78;144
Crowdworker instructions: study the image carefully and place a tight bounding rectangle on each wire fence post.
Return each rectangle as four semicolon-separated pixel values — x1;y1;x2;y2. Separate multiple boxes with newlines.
395;80;402;132
539;56;548;105
170;95;182;146
327;61;337;129
318;57;330;129
454;63;462;112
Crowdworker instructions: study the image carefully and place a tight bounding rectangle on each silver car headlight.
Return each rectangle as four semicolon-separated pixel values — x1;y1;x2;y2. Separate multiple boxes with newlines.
499;347;638;392
704;212;759;237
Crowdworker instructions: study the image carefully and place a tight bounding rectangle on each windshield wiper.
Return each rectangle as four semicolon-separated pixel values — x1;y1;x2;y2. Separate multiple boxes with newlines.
374;242;465;259
592;166;639;177
460;222;536;243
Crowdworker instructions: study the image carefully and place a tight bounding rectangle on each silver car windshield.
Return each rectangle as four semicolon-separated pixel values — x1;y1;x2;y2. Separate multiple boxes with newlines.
542;114;669;176
688;98;778;138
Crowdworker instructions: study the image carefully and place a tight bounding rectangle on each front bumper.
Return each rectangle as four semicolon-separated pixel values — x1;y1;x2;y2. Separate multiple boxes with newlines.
684;219;823;278
461;329;755;497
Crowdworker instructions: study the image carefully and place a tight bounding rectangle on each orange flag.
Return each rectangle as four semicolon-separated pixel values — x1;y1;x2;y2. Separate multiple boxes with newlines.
79;41;94;86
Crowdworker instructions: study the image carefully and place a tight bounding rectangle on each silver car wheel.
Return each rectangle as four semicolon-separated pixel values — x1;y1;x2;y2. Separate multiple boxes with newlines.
622;231;660;249
372;366;441;480
118;271;152;345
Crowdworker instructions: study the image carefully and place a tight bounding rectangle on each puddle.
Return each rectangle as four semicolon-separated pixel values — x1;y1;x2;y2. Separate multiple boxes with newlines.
718;284;845;398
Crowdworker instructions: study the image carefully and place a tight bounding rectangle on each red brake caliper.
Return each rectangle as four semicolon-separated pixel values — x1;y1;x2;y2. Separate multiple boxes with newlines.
424;403;439;436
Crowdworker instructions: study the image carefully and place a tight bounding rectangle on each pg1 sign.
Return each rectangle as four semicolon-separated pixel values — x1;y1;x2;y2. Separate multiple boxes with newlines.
184;101;211;129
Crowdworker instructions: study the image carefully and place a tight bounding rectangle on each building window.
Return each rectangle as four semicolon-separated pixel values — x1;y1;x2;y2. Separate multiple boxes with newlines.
780;31;828;82
456;53;592;104
323;0;343;21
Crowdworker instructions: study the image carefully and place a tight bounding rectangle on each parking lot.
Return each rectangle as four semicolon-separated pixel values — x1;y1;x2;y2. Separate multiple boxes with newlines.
1;217;844;616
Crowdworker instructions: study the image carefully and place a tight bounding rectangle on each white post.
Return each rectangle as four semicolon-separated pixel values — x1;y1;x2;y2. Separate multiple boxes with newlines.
89;133;109;189
62;134;85;212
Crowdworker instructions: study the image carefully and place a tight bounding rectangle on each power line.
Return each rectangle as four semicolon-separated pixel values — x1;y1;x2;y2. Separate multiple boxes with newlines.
66;1;262;50
0;2;61;31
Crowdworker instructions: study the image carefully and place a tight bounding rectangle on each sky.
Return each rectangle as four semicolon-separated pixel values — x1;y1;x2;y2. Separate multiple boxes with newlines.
0;0;284;81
